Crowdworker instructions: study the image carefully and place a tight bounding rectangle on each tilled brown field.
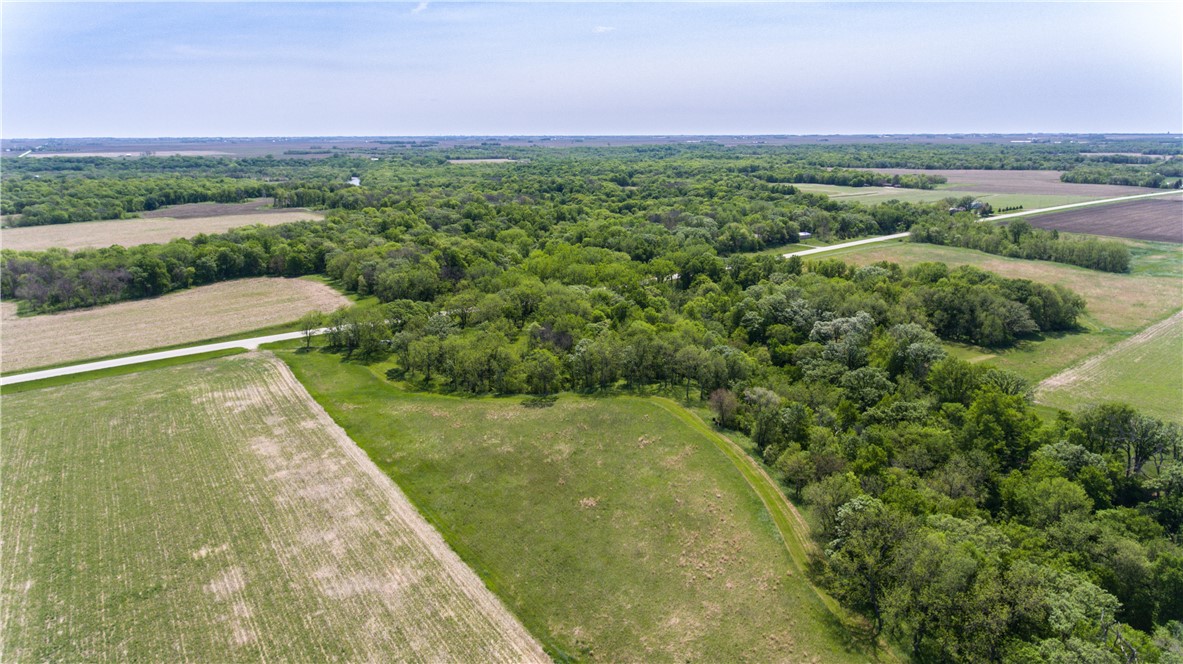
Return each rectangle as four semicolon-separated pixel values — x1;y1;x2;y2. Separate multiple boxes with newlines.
1;210;323;252
1;278;347;372
0;354;548;662
1024;195;1183;243
863;168;1158;197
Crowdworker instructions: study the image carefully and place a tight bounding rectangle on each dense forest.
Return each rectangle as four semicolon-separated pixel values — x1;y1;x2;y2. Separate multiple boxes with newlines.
4;140;1180;226
3;142;1182;661
0;176;276;226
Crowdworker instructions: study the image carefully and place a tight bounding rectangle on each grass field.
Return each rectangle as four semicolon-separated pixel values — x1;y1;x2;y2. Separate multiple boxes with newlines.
815;241;1182;383
791;183;1093;209
1037;310;1183;423
1;278;348;373
0;354;547;662
0;211;323;252
277;348;871;662
1126;239;1183;278
860;168;1157;197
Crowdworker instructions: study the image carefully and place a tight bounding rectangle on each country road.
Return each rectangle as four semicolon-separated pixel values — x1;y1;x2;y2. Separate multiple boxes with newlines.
783;188;1183;258
0;328;327;386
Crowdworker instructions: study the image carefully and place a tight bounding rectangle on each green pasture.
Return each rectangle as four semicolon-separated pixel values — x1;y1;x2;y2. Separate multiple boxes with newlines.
1038;315;1183;424
277;348;873;663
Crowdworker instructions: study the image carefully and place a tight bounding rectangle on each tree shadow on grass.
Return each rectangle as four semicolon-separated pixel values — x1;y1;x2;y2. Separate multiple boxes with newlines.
816;608;896;662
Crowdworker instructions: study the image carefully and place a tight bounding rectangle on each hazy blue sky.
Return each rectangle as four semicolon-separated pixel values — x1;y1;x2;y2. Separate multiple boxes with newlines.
3;2;1180;137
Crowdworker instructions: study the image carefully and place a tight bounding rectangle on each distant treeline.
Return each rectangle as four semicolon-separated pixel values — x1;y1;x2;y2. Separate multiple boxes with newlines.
7;140;1182;227
748;166;947;189
1;176;275;226
910;216;1132;273
1061;160;1183;189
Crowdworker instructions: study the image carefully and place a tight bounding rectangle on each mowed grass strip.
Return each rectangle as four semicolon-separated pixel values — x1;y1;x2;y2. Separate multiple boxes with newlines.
278;349;869;663
0;277;348;373
1037;310;1183;423
818;241;1182;382
0;354;547;662
0;211;323;252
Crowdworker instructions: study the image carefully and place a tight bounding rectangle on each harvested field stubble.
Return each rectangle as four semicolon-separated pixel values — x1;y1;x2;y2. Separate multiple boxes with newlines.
0;211;323;252
0;354;547;662
1;278;348;372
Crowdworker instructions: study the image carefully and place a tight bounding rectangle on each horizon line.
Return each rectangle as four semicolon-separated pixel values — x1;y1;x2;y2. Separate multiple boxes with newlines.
5;131;1180;141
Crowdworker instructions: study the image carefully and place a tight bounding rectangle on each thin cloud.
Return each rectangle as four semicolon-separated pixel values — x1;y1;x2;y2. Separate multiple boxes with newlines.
412;2;429;15
593;26;615;34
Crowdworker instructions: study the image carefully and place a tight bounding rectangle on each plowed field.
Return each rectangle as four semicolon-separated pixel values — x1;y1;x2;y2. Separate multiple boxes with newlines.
0;354;547;662
1024;194;1183;243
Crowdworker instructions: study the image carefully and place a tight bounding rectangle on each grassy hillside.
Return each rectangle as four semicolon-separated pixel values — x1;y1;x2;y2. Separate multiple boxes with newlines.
1037;311;1183;423
277;348;872;662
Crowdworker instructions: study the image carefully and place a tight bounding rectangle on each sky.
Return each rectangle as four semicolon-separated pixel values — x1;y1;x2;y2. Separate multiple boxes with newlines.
2;1;1180;137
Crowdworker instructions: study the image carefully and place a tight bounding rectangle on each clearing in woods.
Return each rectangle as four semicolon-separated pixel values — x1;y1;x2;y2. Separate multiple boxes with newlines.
814;241;1182;385
0;211;323;252
0;354;547;662
1;278;348;373
278;348;871;663
794;169;1163;209
860;168;1158;197
790;183;1095;210
140;198;288;219
1036;309;1183;423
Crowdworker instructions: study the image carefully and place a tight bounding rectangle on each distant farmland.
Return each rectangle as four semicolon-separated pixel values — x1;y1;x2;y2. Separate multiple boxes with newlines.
1;278;347;372
0;211;322;252
863;168;1157;197
0;355;547;662
1022;194;1183;243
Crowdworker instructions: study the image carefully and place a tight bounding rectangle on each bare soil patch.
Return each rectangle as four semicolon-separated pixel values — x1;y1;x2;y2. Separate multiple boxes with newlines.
0;278;347;372
1;210;323;252
1023;195;1183;243
863;168;1157;197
